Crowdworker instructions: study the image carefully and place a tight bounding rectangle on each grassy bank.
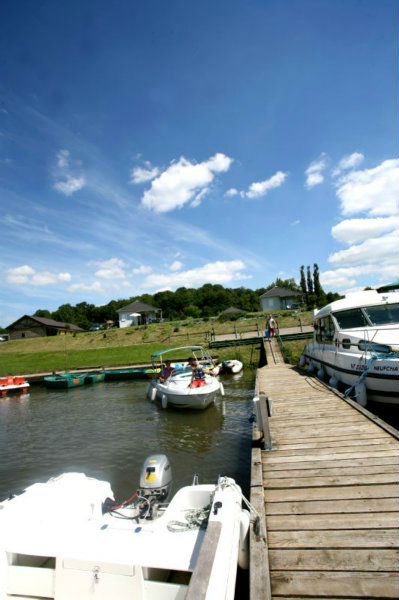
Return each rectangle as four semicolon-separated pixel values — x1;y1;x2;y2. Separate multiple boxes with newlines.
0;310;309;374
0;339;259;375
278;339;307;365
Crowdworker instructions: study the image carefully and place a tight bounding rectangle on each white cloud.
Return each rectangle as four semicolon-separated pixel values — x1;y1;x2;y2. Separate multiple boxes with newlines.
6;265;35;284
58;272;72;282
68;281;105;293
245;171;288;199
290;219;300;226
57;149;70;169
332;152;364;177
6;265;72;286
225;188;238;197
143;260;250;289
91;257;126;279
328;230;398;266
54;175;85;196
321;263;398;290
191;187;209;208
331;216;397;244
335;159;399;216
140;153;233;213
305;153;328;188
131;161;160;184
132;265;152;275
53;149;85;196
170;260;183;271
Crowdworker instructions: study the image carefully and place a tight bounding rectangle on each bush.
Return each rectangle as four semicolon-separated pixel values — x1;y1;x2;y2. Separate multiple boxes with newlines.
218;312;246;323
173;327;180;332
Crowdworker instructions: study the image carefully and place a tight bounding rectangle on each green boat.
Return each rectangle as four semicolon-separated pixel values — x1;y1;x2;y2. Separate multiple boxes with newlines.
85;372;106;384
44;373;87;389
104;367;160;381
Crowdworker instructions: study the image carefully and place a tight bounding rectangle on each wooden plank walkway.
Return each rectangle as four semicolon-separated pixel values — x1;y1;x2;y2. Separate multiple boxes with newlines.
250;339;399;600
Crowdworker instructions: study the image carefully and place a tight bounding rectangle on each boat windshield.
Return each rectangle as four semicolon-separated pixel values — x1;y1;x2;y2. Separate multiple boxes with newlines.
333;303;399;329
363;303;399;326
333;308;369;329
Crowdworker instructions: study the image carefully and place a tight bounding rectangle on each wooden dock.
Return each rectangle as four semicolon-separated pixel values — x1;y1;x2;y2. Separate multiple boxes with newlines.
250;339;399;600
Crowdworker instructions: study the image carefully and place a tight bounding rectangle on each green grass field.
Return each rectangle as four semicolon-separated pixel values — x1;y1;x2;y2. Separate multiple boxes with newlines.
0;310;311;374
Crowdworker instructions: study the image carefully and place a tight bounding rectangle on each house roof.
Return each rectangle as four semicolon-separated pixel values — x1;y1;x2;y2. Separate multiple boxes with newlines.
259;286;301;299
116;301;160;314
220;306;245;314
7;315;84;331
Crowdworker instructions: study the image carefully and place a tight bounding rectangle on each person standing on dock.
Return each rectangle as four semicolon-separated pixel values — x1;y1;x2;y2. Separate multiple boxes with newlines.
267;315;277;338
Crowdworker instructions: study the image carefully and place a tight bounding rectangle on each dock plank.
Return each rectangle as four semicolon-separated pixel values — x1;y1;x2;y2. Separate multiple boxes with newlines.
269;548;399;571
271;571;399;598
267;512;399;530
250;354;399;600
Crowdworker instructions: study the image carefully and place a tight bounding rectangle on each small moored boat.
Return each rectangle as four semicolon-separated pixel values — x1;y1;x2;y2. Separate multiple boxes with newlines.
104;367;160;381
214;359;243;375
84;372;105;384
147;346;224;410
44;373;87;389
0;376;30;396
0;454;250;600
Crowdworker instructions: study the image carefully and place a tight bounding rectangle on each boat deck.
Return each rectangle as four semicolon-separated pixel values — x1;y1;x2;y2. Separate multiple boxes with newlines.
250;339;399;600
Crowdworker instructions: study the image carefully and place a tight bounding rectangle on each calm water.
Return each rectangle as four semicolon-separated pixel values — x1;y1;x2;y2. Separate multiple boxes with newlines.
0;371;255;502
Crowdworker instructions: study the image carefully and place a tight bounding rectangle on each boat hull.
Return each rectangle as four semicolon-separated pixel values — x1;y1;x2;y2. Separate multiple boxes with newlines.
303;343;399;405
147;376;221;409
104;368;159;381
44;375;87;389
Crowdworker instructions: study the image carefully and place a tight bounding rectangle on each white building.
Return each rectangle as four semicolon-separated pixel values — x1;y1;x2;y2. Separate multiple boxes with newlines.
116;301;162;328
259;286;302;312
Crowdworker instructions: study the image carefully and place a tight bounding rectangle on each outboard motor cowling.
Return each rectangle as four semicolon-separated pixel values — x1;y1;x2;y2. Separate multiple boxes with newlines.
138;454;172;503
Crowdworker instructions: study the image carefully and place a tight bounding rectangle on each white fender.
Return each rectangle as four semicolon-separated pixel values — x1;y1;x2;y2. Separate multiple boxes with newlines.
212;365;220;375
150;387;157;402
219;382;225;396
161;394;168;409
299;354;306;368
317;365;324;380
329;374;339;388
355;383;367;407
238;509;250;570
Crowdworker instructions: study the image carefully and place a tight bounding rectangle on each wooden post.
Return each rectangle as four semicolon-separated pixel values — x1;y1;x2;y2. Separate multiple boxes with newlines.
257;319;260;337
234;324;238;339
253;394;272;450
299;316;303;332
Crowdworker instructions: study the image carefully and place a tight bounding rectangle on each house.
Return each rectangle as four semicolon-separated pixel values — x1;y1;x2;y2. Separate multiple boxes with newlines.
6;315;84;340
259;286;302;311
220;307;245;315
116;301;162;328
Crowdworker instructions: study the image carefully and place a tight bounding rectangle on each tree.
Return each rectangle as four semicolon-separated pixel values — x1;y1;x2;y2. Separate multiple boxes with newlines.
313;263;326;306
300;266;307;305
306;266;314;294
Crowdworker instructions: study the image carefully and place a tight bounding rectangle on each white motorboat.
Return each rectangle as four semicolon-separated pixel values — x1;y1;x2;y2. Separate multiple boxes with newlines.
213;359;243;375
0;455;250;600
147;346;224;410
300;290;399;405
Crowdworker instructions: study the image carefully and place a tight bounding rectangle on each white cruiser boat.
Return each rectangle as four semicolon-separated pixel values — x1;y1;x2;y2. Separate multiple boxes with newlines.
147;346;224;410
300;290;399;405
0;455;250;600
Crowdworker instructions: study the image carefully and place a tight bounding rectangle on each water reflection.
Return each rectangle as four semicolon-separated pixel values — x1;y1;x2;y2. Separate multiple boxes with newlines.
0;372;255;503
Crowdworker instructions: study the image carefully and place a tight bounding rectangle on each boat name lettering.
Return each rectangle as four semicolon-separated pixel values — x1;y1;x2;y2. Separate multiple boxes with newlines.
372;365;398;372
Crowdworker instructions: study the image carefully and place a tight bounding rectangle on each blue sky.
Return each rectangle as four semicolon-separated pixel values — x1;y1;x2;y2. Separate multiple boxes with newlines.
0;0;397;326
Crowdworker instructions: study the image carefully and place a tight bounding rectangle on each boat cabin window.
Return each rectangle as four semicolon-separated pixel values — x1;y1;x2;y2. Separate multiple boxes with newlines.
333;308;369;330
316;315;335;343
363;303;399;326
